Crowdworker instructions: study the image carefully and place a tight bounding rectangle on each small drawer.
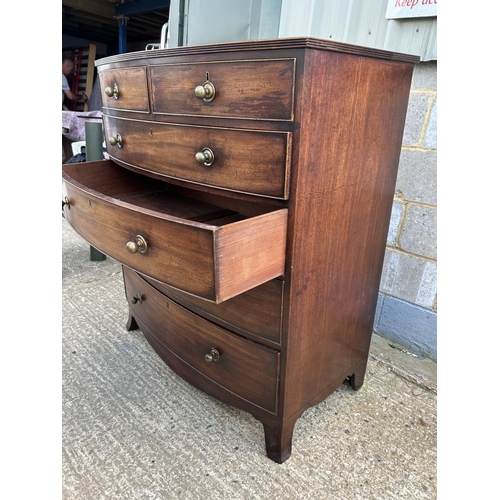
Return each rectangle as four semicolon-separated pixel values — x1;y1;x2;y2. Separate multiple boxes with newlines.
62;160;287;303
150;58;295;121
123;267;280;414
142;273;283;345
104;115;291;199
99;66;149;112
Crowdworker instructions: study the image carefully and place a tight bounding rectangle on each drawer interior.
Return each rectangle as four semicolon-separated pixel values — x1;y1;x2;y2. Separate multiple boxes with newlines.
63;160;253;226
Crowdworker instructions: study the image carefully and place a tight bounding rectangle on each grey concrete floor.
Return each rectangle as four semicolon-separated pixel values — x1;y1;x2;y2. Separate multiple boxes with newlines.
62;217;437;499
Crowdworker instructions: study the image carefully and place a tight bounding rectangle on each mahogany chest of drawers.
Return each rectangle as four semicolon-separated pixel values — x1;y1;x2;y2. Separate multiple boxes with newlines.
62;37;418;463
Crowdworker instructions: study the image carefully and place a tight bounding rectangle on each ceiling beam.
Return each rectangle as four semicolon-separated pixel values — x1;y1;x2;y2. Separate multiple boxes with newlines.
115;0;170;16
63;10;115;26
62;0;115;18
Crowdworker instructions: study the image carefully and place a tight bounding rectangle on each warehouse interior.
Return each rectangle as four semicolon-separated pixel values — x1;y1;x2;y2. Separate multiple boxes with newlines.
62;0;171;55
62;0;171;116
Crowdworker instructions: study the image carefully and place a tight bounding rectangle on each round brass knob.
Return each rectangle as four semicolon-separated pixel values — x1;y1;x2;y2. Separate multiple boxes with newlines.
194;81;215;102
205;348;220;363
195;147;215;166
62;196;70;210
109;134;123;148
131;293;143;304
126;235;148;254
194;85;206;98
104;83;119;99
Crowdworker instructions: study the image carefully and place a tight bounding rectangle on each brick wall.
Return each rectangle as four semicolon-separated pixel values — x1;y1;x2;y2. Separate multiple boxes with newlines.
374;61;437;360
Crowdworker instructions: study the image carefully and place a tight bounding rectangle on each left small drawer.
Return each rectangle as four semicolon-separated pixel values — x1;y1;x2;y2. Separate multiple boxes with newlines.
99;66;150;113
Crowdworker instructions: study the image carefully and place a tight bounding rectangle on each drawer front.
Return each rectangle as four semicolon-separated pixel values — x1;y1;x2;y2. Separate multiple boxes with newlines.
99;67;149;112
104;116;291;199
124;267;280;414
142;273;283;345
62;160;287;303
150;58;295;121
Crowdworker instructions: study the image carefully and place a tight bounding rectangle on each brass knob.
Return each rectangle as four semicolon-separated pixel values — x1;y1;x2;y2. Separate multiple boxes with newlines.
194;81;215;102
126;235;148;254
109;134;123;148
104;83;119;99
62;196;70;210
205;348;220;363
131;293;143;304
195;147;215;166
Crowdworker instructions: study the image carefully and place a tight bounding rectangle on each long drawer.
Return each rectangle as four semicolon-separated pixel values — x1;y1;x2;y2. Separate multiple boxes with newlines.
62;160;287;303
104;115;291;199
123;267;280;414
142;273;283;345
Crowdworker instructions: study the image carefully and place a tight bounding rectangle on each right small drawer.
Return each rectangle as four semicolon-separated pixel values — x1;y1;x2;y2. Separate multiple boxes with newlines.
149;58;296;121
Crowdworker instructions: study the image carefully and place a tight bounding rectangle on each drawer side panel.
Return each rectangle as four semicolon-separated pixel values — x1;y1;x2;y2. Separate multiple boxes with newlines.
216;209;288;303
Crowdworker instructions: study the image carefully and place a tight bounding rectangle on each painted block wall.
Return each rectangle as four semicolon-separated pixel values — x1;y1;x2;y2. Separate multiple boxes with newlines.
374;61;437;360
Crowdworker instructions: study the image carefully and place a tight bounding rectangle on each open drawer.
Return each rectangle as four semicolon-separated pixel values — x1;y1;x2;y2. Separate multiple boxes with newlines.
62;160;287;303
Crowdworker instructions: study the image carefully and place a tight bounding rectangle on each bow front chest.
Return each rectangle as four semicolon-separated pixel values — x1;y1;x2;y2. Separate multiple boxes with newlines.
62;37;418;463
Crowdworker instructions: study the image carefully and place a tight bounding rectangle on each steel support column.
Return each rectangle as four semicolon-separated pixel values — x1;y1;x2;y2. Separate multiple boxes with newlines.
116;15;129;54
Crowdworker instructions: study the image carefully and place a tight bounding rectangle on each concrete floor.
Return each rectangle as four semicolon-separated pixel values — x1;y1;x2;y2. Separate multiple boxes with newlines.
62;217;437;499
